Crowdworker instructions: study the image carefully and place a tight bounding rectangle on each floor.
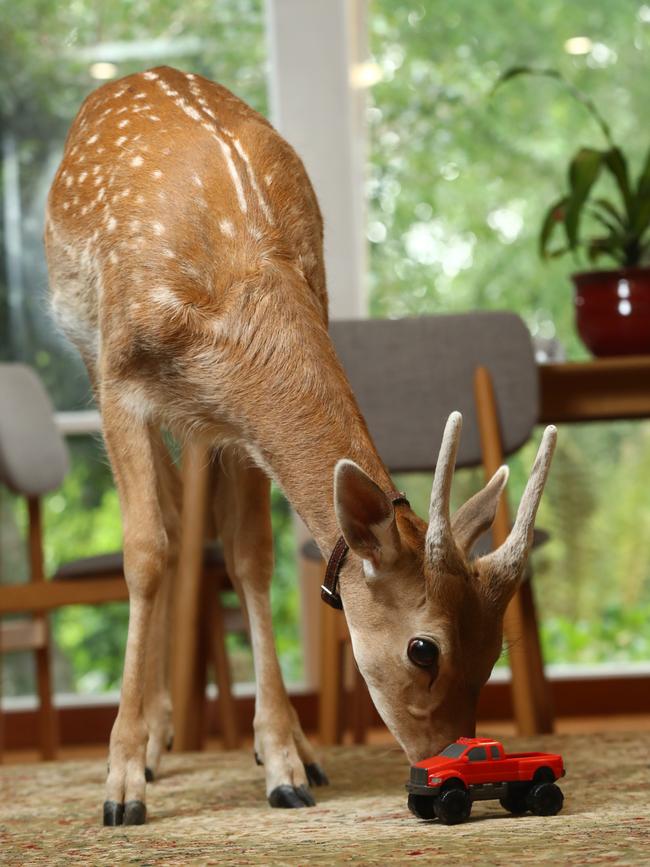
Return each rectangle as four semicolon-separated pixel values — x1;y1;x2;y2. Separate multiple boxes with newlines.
1;730;648;865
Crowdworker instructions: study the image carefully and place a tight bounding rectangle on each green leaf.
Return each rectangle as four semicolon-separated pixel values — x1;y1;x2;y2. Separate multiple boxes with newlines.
565;148;604;248
490;65;561;96
590;208;624;238
539;196;568;259
631;146;650;235
603;147;633;216
587;237;624;266
593;198;626;229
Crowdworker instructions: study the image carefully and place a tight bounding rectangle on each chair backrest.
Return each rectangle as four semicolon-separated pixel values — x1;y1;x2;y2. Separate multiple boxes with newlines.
0;364;69;497
329;312;538;472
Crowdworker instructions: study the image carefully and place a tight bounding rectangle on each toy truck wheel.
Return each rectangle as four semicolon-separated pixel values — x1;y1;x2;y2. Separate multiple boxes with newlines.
407;794;435;821
499;782;531;815
433;787;472;825
533;766;555;784
526;782;564;817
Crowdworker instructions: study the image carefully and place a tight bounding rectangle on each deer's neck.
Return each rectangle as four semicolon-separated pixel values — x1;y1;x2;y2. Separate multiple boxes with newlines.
231;307;392;553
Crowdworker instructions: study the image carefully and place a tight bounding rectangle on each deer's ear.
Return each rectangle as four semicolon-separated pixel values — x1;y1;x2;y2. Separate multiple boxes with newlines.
334;460;400;577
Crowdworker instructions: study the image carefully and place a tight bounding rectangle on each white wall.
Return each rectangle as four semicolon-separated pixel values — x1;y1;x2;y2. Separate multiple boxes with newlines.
266;0;368;321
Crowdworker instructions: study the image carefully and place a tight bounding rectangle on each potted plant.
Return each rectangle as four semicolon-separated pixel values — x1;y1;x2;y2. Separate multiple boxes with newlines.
494;67;650;357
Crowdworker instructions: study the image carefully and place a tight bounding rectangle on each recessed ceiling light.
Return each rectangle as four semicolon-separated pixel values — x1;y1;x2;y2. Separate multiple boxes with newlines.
89;61;118;80
564;36;593;55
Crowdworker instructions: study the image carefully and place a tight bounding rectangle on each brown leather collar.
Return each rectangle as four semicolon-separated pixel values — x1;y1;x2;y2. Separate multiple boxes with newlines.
320;490;410;610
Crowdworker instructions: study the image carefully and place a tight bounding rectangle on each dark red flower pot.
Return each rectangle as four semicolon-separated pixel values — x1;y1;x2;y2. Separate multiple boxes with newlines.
572;267;650;357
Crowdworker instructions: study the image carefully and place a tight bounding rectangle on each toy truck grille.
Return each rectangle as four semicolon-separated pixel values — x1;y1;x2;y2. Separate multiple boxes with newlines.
410;767;428;786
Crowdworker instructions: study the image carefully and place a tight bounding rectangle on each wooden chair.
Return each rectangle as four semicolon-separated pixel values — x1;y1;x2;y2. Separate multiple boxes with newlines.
0;364;240;759
316;312;553;744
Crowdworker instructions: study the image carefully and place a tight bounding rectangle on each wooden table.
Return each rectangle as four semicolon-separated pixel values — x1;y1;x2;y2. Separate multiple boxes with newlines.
539;356;650;423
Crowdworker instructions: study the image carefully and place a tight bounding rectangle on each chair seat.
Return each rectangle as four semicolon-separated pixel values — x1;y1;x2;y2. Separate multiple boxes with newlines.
53;542;227;581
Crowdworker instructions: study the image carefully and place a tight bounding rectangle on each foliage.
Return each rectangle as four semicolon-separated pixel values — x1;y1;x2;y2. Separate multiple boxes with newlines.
493;67;650;268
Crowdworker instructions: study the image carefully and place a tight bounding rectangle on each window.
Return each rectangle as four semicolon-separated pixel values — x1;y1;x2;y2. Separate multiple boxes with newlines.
468;747;488;761
369;1;650;669
490;746;501;759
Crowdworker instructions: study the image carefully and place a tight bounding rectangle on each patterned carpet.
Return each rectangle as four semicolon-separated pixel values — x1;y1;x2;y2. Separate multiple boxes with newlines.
0;733;648;865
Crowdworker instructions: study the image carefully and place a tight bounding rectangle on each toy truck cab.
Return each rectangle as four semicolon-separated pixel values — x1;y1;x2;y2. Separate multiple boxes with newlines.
406;737;565;825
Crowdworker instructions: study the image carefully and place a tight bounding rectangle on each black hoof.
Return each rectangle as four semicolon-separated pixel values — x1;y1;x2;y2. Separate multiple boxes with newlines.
268;784;316;808
144;767;155;783
124;800;147;825
166;735;174;751
254;751;264;766
305;762;329;786
103;800;124;826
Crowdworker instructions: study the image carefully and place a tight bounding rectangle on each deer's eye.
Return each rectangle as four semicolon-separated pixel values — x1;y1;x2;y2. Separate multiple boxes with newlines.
407;637;439;669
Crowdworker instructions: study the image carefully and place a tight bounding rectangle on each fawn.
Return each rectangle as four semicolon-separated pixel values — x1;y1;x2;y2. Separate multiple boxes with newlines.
45;66;556;825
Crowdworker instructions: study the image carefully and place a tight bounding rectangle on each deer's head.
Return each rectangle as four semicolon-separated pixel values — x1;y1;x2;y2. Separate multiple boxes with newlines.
334;412;556;763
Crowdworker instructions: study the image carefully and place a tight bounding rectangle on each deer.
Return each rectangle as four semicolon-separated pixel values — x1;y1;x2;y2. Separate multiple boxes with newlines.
44;66;556;826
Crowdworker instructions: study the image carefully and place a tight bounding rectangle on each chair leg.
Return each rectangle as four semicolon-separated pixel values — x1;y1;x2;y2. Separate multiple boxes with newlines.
319;597;344;745
205;579;239;749
474;365;554;735
34;618;58;760
505;581;554;734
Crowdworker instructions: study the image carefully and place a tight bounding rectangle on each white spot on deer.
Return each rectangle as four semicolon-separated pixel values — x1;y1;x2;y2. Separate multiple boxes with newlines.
114;88;127;98
219;219;235;237
81;205;88;215
232;138;273;223
186;72;195;80
121;188;131;198
94;176;103;187
147;115;161;122
143;71;158;80
265;174;273;187
109;251;119;265
63;201;70;210
116;106;129;115
107;216;117;232
216;137;247;213
163;248;176;258
97;188;106;201
134;92;147;99
152;221;165;235
78;172;88;183
192;173;203;187
87;134;99;145
202;106;216;120
130;219;142;231
151;285;183;313
97;147;105;154
118;119;129;129
136;194;145;204
131;155;144;167
65;175;73;188
179;101;201;121
152;169;163;179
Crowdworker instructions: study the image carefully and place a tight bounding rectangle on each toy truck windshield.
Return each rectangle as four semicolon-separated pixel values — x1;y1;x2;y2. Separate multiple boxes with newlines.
438;744;466;758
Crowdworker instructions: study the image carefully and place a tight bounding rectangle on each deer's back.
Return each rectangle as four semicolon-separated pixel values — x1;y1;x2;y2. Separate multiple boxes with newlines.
45;66;327;385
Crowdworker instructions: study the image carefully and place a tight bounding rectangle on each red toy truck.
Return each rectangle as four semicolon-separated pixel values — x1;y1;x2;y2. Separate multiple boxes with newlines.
406;737;565;825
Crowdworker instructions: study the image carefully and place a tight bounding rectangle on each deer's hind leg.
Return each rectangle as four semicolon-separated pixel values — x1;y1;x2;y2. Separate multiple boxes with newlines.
214;448;328;808
100;386;170;826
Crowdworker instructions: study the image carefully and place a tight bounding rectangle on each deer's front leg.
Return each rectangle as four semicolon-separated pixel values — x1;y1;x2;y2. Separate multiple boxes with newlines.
101;391;168;826
215;453;328;808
